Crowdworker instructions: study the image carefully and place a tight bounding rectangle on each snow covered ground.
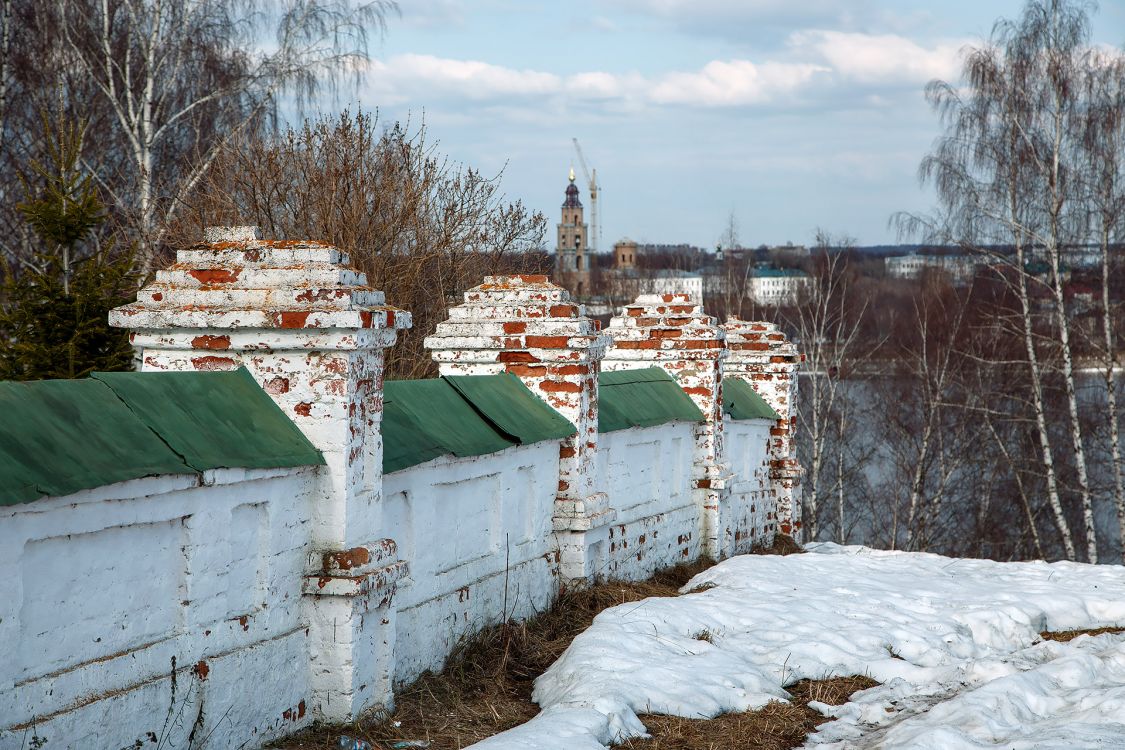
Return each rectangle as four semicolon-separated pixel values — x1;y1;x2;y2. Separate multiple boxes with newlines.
467;544;1125;749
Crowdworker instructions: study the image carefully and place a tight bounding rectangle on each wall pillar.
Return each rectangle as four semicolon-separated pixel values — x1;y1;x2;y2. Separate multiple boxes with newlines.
722;318;803;539
603;294;731;560
109;226;412;722
423;275;613;582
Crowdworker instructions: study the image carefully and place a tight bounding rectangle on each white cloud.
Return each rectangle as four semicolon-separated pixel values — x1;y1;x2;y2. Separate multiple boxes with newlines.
366;54;561;104
359;33;962;115
365;54;827;111
791;30;963;85
650;60;828;106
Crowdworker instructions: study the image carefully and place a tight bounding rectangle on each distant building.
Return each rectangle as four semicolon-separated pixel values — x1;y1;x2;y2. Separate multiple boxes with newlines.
748;268;811;306
638;242;704;255
555;168;590;296
614;238;638;270
643;269;703;303
770;242;810;262
1027;245;1103;270
885;253;982;285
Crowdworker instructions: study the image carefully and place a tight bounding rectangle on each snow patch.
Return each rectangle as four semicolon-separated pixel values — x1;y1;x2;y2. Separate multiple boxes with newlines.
467;544;1125;749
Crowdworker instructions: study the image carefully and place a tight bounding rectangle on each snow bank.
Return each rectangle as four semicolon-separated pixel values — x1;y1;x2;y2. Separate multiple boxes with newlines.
466;544;1125;749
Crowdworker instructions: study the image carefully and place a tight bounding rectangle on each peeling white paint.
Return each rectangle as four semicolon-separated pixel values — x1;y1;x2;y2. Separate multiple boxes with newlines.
1;234;800;750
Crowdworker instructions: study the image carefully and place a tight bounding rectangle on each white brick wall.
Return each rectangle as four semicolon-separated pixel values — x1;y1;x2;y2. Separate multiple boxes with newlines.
0;468;318;750
1;232;797;750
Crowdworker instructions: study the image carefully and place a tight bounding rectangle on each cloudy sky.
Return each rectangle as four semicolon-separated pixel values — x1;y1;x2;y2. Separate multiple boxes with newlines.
349;0;1124;250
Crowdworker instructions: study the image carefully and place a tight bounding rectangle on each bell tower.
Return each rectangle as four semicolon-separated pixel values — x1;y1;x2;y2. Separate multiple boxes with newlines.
556;168;590;296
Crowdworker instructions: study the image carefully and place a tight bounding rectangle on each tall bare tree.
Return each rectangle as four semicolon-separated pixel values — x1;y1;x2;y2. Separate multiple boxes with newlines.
789;232;880;541
901;0;1125;561
1080;48;1125;560
182;110;547;379
56;0;395;268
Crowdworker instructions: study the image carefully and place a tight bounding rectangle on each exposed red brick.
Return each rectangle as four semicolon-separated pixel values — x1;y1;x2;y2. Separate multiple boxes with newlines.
650;328;682;339
499;350;540;363
525;335;570;348
294;402;313;417
550;363;590;376
506;363;548;377
277;311;312;328
503;321;527;334
191;334;230;350
189;268;241;284
190;355;236;371
683;386;711;396
549;304;577;317
539;379;582;393
325;546;370;572
264;377;291;394
193;660;210;680
151;292;163;301
559;445;577;458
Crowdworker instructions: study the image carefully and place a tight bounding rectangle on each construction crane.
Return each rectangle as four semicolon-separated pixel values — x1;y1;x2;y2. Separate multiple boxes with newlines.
571;138;600;253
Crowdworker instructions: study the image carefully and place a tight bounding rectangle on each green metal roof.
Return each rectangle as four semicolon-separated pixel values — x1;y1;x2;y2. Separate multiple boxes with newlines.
723;377;780;421
598;367;705;433
0;369;322;507
383;374;576;474
753;267;810;278
446;374;575;444
93;369;324;471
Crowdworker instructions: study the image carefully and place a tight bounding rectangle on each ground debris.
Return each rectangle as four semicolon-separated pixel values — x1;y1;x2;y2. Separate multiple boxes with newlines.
268;559;714;750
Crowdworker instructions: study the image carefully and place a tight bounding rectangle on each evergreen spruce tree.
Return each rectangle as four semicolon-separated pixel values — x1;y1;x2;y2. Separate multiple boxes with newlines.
0;118;140;380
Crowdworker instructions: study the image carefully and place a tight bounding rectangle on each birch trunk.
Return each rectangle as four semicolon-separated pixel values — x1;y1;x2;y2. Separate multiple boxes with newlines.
0;0;12;139
1099;225;1125;562
1045;86;1097;562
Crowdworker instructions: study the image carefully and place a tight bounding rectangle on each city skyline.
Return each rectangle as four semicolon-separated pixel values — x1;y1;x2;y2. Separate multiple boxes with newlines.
350;0;1124;250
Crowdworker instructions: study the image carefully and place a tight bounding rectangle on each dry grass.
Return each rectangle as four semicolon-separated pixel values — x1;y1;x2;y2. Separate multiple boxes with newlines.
621;676;879;750
270;559;712;750
1040;626;1125;643
270;538;811;750
750;534;805;556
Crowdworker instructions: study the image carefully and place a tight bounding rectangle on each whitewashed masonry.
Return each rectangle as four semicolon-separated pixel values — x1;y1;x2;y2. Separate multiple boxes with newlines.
0;230;802;750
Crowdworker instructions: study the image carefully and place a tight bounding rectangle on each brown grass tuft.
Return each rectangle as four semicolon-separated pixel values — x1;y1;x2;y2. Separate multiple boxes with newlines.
269;555;870;750
750;534;804;556
1040;626;1125;643
621;676;879;750
269;559;713;750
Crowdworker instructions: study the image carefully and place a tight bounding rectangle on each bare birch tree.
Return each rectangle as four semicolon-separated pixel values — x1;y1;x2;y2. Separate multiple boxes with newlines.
898;0;1125;561
1080;48;1125;560
58;0;395;268
789;232;879;541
